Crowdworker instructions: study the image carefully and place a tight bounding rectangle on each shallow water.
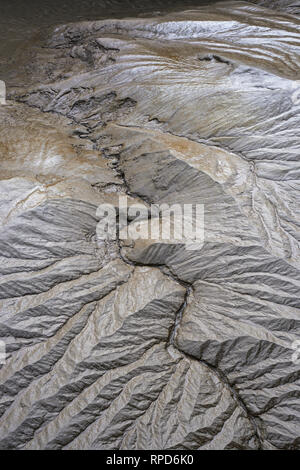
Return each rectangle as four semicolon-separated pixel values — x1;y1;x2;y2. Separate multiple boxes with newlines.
0;0;219;73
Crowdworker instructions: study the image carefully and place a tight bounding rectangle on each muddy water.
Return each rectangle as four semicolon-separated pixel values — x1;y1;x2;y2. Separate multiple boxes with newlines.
0;0;219;76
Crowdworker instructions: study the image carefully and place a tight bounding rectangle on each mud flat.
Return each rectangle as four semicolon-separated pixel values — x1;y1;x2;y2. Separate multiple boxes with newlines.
0;0;300;450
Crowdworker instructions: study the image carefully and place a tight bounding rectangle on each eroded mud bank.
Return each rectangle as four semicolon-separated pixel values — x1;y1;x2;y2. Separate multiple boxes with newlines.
0;0;300;449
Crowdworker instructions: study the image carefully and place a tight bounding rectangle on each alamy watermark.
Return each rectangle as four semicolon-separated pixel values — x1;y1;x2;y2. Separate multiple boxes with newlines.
96;196;204;250
0;80;6;105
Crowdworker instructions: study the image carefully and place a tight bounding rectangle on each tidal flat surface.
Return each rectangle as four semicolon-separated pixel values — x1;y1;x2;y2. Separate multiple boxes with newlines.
0;0;300;450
